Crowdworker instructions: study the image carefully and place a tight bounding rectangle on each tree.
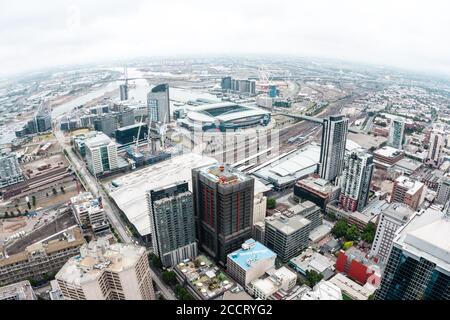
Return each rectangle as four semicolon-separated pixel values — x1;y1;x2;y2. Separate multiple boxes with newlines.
266;198;276;209
148;253;162;269
362;222;377;243
52;188;57;195
175;285;194;300
60;186;65;194
331;219;348;238
193;257;202;268
345;225;361;242
162;271;177;286
305;270;323;288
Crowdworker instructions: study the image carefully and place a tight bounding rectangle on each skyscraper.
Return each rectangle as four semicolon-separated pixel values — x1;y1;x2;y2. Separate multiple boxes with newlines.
147;83;170;123
375;207;450;300
147;181;197;267
339;150;374;212
369;203;413;263
221;76;232;91
85;133;119;176
119;84;128;101
192;164;254;265
436;176;450;205
427;130;444;167
388;117;405;150
93;114;118;137
319;115;348;182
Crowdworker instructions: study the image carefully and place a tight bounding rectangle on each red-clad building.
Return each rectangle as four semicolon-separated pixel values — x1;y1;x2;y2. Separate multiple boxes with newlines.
335;250;375;285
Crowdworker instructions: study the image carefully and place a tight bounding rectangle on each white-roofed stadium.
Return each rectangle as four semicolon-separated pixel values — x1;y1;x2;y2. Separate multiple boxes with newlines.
177;102;271;132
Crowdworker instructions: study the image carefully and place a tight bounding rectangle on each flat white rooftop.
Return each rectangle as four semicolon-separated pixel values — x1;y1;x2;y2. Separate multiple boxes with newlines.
395;207;450;274
374;146;403;158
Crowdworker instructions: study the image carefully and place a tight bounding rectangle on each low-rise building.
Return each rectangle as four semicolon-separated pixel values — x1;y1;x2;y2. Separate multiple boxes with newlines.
226;239;276;287
0;227;85;286
70;192;110;237
294;176;341;210
249;266;297;299
373;146;404;170
174;255;234;300
328;273;376;300
300;280;342;300
289;249;335;280
0;280;36;300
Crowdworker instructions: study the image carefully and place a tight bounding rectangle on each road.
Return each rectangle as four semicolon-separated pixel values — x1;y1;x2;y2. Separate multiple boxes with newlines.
53;126;179;299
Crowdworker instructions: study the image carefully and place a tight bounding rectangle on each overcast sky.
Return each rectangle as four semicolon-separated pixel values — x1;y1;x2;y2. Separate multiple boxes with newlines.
1;0;450;78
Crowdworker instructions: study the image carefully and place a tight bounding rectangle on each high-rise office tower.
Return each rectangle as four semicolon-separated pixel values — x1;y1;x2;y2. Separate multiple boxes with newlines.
119;84;128;101
339;150;374;212
94;114;118;137
221;76;232;91
436;176;450;205
369;203;413;263
56;238;155;300
319;115;349;182
147;181;197;267
388;117;405;150
375;207;450;300
147;84;170;123
391;176;424;211
35;112;52;133
427;130;444;167
192;164;254;265
85;133;119;176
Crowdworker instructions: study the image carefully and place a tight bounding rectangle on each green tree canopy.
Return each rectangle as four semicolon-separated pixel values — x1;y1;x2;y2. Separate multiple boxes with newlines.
162;271;177;286
305;270;323;287
345;225;361;242
362;222;377;243
266;198;276;209
331;219;348;238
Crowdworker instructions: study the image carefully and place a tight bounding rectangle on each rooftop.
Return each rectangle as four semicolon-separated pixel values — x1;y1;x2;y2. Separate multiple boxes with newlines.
0;280;36;300
374;146;404;158
382;202;414;223
394;207;450;274
175;255;234;300
227;239;276;271
107;153;217;236
395;175;424;195
84;132;113;149
301;280;342;300
290;248;335;275
198;163;252;185
328;273;374;300
56;237;146;285
265;213;311;235
296;175;340;196
253;143;321;187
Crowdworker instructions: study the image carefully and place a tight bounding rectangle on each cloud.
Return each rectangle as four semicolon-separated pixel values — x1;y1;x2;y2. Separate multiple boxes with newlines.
1;0;450;77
